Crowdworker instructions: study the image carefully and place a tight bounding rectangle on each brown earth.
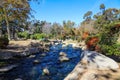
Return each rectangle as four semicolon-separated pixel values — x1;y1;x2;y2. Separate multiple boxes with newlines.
0;40;41;54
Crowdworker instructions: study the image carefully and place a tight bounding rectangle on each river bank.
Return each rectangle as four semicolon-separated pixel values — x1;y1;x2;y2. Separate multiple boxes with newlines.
0;40;82;80
0;40;120;80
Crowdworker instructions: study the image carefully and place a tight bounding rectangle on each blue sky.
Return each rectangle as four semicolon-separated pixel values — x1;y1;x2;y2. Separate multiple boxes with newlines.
30;0;120;25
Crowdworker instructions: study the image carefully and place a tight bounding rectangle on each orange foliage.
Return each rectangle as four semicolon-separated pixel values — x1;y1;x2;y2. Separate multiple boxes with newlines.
82;32;89;40
82;32;100;51
86;37;99;51
115;24;120;28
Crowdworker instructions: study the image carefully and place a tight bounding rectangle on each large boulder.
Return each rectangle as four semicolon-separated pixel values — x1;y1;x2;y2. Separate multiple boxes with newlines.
64;51;119;80
81;51;119;70
80;70;98;80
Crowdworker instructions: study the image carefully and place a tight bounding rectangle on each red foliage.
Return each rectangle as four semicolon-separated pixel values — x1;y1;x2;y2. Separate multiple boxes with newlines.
82;32;89;40
86;37;99;51
95;45;100;52
115;24;120;28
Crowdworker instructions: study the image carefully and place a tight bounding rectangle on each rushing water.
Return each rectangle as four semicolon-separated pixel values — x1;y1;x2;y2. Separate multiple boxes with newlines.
0;44;82;80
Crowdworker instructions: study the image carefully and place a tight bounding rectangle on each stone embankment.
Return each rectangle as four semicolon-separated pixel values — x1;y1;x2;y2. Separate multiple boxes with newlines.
0;40;51;72
0;40;51;59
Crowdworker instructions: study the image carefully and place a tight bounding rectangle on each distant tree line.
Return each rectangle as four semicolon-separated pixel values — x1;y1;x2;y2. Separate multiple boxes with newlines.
1;1;120;55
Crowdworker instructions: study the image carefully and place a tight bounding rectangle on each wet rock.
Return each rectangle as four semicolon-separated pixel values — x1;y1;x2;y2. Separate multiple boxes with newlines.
14;78;23;80
59;52;67;56
59;56;69;62
30;41;40;47
39;76;50;80
33;60;40;64
41;53;47;57
0;64;18;72
20;47;39;57
0;52;13;59
28;47;39;54
29;55;36;58
43;68;50;75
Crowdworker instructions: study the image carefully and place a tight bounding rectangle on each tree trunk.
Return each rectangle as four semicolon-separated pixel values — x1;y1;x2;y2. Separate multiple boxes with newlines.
0;29;2;37
3;8;11;40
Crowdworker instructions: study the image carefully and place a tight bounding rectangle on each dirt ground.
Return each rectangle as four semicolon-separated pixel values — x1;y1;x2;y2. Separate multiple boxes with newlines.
9;40;35;47
0;40;41;56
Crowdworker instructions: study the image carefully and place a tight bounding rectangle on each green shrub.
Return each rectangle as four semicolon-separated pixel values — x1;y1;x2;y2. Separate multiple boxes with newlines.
0;36;9;49
100;44;120;55
48;34;54;39
18;31;29;39
30;33;46;40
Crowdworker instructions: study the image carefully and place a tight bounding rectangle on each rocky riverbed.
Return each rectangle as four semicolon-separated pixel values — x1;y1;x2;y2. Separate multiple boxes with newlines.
1;40;120;80
0;40;82;80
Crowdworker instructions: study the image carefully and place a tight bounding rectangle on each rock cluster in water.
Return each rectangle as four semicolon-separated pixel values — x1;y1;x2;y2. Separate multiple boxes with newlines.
59;52;70;62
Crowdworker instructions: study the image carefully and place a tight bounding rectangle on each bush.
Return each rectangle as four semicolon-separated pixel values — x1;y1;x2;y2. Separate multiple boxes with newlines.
0;36;9;49
77;36;82;42
48;34;54;39
100;44;120;56
18;31;29;39
30;33;46;40
85;35;99;51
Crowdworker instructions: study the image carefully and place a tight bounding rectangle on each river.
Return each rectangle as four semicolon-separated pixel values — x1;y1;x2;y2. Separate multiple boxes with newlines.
0;44;82;80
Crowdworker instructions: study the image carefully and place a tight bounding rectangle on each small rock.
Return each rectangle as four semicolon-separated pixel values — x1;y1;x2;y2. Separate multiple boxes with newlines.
81;46;87;50
59;56;69;62
41;53;46;57
59;52;67;56
43;68;49;75
33;60;40;64
0;64;18;72
29;48;39;53
14;78;23;80
29;55;36;58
